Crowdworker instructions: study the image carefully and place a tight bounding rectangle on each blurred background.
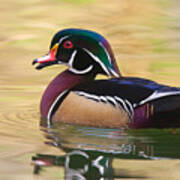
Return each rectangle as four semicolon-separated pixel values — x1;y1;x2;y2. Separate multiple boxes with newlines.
1;0;180;179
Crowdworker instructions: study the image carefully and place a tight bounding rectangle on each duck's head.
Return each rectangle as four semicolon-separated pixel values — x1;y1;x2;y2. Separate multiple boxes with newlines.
33;28;121;77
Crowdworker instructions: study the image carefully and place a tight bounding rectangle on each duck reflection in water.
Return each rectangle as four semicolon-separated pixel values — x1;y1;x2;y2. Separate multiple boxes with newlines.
33;151;115;180
32;150;148;180
31;117;180;179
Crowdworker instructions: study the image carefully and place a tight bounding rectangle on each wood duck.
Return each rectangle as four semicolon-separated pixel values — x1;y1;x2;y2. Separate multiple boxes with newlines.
33;28;180;129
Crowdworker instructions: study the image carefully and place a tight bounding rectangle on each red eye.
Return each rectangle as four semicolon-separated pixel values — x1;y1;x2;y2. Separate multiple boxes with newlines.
63;40;73;49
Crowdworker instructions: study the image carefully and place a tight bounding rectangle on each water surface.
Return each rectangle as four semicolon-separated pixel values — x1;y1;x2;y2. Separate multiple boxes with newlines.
1;0;180;179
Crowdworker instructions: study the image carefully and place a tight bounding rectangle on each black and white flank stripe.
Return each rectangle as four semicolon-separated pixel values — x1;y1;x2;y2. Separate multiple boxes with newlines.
74;91;134;118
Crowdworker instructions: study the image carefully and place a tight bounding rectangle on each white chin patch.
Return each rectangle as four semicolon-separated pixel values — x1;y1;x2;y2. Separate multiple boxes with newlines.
69;65;93;74
68;50;94;74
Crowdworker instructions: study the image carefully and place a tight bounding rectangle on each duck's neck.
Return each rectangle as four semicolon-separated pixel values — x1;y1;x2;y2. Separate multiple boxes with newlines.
40;70;95;117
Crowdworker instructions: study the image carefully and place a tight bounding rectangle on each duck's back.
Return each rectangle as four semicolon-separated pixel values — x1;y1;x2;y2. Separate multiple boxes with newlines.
72;77;180;107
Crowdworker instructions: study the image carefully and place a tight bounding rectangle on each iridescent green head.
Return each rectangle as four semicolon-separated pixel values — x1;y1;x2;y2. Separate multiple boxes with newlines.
33;28;120;77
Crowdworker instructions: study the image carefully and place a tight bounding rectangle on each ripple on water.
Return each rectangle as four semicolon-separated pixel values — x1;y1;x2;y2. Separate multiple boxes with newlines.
0;107;43;150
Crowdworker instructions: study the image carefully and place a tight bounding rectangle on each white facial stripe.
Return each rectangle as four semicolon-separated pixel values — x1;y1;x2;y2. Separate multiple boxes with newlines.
47;90;69;127
58;35;69;44
99;42;111;64
99;43;119;77
109;68;119;78
68;50;93;74
83;48;111;76
99;42;120;77
68;50;77;67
